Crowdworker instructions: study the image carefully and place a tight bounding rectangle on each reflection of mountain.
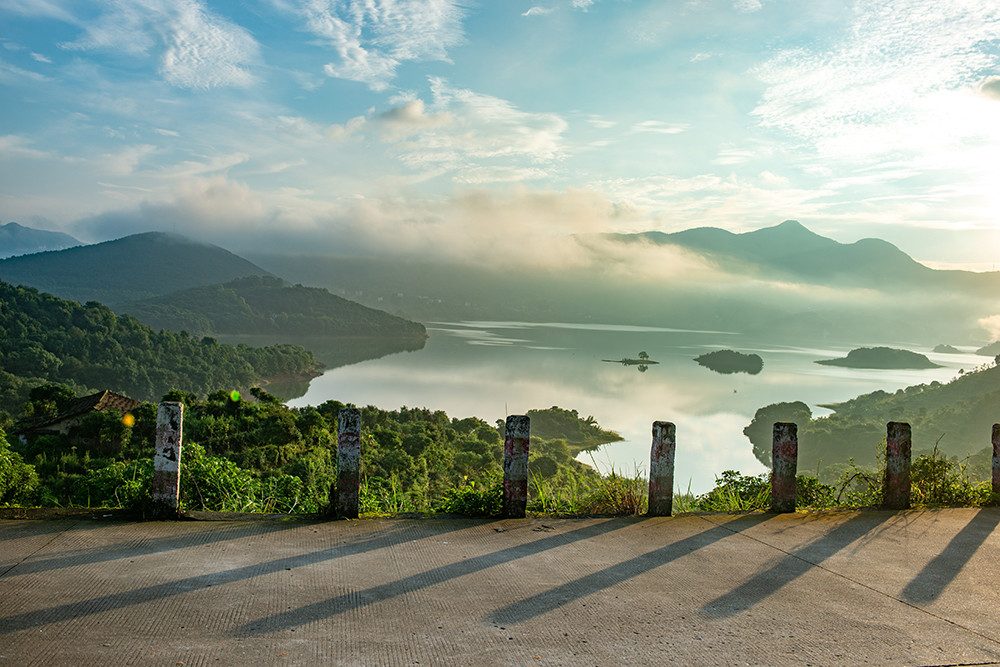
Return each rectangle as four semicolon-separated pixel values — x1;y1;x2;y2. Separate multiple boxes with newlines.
222;334;427;400
249;221;1000;346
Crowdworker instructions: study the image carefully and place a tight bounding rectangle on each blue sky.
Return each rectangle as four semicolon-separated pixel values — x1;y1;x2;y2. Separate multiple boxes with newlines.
1;0;999;269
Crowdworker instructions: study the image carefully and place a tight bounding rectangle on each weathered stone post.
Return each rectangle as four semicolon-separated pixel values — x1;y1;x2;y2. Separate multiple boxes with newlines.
647;421;676;517
335;408;362;519
883;421;911;510
770;422;797;513
503;415;530;519
992;424;1000;498
151;402;183;519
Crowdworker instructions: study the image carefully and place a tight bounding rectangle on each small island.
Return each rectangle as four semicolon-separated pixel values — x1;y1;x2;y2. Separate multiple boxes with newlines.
815;346;942;369
602;350;659;373
932;344;962;354
694;349;763;375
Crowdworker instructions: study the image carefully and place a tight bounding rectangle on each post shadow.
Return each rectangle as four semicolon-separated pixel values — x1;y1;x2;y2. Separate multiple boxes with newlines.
901;508;1000;604
233;519;629;636
0;521;466;635
702;512;890;618
0;521;303;580
488;516;776;626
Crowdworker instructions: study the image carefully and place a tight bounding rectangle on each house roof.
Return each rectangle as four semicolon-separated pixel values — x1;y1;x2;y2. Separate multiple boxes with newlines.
17;390;142;434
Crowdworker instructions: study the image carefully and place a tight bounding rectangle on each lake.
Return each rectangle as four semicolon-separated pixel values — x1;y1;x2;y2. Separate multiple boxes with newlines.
287;321;979;494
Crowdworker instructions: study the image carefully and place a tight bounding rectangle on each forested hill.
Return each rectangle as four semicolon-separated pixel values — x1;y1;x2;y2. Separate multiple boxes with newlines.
0;232;272;306
120;275;427;339
0;280;320;412
744;357;1000;476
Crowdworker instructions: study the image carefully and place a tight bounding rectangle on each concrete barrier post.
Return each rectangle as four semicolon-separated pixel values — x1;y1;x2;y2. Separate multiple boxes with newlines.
151;402;183;519
647;421;676;517
503;415;530;518
992;424;1000;498
336;408;362;519
770;422;797;513
884;421;911;510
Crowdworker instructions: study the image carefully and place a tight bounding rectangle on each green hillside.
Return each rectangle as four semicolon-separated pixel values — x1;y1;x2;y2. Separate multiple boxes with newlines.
744;358;1000;476
0;280;321;412
0;232;273;306
119;275;427;339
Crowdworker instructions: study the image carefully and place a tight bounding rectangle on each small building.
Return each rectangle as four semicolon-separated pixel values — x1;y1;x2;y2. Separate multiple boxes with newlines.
17;390;142;453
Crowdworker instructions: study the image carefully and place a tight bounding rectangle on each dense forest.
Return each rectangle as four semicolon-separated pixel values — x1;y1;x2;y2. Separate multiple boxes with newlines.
744;356;1000;478
0;280;320;412
0;384;622;513
120;275;427;340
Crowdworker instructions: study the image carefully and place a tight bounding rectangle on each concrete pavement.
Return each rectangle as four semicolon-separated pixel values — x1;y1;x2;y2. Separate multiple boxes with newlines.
2;508;1000;665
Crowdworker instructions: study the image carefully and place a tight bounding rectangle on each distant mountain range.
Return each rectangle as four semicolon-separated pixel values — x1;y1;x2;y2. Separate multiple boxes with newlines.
606;219;998;292
0;231;273;306
0;222;81;258
3;220;998;347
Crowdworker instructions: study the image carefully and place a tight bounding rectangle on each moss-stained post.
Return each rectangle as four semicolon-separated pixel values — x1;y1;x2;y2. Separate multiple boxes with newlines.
884;421;911;510
336;408;362;519
992;424;1000;498
770;422;797;513
503;415;530;519
151;402;183;519
647;421;676;517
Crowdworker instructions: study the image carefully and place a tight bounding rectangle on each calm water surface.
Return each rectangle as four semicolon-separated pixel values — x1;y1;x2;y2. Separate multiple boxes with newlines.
289;322;978;494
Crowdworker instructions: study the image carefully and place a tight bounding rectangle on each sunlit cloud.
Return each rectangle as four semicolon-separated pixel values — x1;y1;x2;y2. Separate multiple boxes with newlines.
34;0;259;88
297;0;467;91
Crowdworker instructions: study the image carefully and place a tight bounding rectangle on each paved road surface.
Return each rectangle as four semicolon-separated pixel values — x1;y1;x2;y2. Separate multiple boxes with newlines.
2;509;1000;665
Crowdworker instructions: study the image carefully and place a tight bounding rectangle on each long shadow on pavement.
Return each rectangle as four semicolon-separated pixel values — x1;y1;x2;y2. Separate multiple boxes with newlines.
489;514;775;626
701;512;890;618
901;508;1000;604
233;518;629;636
0;520;304;579
0;520;466;634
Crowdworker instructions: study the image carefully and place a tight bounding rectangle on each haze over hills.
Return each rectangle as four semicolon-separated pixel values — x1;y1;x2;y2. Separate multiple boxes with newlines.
249;220;1000;347
606;220;997;291
0;222;81;258
120;275;427;340
0;232;273;306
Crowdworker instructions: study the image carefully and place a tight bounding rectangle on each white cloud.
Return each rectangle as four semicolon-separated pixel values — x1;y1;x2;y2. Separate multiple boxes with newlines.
30;52;51;63
734;0;762;12
752;1;1000;158
571;0;595;9
51;0;258;89
631;121;687;135
522;7;554;17
980;76;1000;100
298;0;466;91
160;1;258;89
0;57;53;83
357;78;568;183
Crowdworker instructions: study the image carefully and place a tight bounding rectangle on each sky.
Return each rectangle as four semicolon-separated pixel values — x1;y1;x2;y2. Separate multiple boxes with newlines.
1;0;999;270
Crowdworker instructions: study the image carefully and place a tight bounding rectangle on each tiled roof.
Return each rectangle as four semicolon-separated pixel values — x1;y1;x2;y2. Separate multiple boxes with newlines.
17;390;142;433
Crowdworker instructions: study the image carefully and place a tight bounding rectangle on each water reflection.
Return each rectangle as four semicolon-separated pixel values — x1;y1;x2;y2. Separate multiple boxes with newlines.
288;322;970;494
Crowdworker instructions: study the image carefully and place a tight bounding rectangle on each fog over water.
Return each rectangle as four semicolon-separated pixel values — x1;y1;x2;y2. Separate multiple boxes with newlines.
289;321;975;494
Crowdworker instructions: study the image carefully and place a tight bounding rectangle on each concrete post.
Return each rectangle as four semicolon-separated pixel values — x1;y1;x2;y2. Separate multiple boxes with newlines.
770;422;797;513
151;402;183;519
647;421;676;517
992;424;1000;498
335;408;362;519
884;421;911;510
503;415;530;519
